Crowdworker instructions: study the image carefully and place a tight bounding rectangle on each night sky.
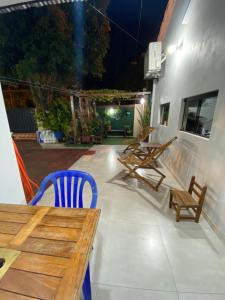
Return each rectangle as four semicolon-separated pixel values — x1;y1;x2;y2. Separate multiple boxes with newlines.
0;0;168;92
99;0;168;90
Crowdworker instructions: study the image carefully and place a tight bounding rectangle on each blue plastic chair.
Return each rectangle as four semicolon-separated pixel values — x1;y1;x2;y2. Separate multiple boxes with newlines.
30;170;98;300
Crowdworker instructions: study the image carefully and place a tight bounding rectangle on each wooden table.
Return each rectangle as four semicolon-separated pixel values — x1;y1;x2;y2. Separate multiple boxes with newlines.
0;204;100;300
140;142;162;149
140;142;162;150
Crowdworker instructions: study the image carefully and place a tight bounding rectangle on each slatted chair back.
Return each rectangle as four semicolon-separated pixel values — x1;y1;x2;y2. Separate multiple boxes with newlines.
137;127;155;142
30;170;98;208
123;127;155;154
140;136;178;166
188;176;207;207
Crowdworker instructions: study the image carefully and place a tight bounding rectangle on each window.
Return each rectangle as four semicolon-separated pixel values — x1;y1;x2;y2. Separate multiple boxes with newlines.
160;103;170;126
181;91;218;138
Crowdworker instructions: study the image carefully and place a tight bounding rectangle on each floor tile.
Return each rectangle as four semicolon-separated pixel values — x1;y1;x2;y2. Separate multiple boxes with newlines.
161;226;225;293
94;284;179;300
41;145;225;297
90;225;176;291
179;293;225;300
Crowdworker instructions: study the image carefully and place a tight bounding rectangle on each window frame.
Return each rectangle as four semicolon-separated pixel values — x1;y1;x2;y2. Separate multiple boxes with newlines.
160;102;170;126
180;90;218;139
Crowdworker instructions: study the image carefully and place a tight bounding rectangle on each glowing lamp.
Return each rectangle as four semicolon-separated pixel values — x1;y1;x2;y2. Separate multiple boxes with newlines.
140;97;145;105
167;45;177;55
108;108;115;116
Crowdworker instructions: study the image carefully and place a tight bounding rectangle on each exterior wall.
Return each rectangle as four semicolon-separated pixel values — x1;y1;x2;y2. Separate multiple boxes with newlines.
0;84;26;204
152;0;225;237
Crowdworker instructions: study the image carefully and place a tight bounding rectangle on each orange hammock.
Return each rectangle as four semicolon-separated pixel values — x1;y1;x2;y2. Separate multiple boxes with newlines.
13;140;39;203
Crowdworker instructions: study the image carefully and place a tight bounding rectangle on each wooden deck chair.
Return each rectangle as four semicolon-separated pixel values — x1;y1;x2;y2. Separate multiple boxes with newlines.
118;137;177;191
123;127;155;154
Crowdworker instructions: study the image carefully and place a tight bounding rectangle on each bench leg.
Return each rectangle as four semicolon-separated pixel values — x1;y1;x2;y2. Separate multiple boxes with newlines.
82;264;92;300
176;207;181;222
195;208;202;223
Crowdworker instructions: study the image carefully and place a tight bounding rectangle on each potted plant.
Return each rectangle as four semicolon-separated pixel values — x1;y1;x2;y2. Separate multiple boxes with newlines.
89;117;103;144
81;124;92;144
103;115;111;136
36;98;72;142
81;118;102;144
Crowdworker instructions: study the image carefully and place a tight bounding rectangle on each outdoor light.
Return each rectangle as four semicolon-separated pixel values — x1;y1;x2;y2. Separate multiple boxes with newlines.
0;0;87;14
167;44;177;55
167;41;184;56
140;97;145;105
108;108;115;116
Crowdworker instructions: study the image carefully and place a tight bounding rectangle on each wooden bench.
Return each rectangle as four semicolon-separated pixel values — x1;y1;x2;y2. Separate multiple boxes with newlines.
12;133;37;140
169;176;207;222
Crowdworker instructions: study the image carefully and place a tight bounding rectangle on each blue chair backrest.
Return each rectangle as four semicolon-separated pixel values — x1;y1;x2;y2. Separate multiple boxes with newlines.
30;170;98;208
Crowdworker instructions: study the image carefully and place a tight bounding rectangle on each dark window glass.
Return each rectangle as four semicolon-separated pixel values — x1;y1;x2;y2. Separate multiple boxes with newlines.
181;91;218;138
160;103;170;126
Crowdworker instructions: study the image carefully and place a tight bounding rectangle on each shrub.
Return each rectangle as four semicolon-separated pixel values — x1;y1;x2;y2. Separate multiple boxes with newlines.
36;98;72;138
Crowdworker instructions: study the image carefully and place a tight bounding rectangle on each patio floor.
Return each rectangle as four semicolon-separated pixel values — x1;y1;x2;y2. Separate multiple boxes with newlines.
15;140;91;186
39;145;225;300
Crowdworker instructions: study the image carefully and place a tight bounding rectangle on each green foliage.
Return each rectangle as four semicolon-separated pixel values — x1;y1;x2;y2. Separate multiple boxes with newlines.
83;0;110;78
80;117;102;136
102;114;111;127
0;2;111;108
36;98;72;137
137;104;151;130
88;117;102;135
79;89;135;102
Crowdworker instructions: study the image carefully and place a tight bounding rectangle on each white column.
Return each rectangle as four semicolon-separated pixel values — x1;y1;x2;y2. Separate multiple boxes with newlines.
0;83;26;204
149;78;157;141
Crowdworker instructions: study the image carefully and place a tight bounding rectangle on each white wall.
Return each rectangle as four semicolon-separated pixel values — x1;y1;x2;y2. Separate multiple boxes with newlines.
0;84;26;204
152;0;225;236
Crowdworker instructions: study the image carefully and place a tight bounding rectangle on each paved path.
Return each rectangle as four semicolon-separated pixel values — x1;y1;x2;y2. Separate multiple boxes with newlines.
16;141;90;186
40;145;225;300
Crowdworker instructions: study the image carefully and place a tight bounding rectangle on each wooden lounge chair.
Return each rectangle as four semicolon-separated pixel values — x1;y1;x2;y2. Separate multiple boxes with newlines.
118;137;177;191
169;176;207;222
123;127;155;154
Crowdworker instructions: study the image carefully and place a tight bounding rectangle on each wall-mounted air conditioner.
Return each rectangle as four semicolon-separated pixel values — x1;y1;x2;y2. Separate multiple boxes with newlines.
144;42;162;79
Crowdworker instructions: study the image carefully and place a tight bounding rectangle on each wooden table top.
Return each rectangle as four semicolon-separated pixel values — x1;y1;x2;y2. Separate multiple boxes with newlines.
0;204;100;300
140;142;162;149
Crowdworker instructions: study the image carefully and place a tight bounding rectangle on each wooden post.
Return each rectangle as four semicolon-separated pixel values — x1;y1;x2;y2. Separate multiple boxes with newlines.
70;94;77;143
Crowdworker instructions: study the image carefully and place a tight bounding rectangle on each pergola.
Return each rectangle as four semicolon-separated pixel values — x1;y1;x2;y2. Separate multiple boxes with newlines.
0;0;85;14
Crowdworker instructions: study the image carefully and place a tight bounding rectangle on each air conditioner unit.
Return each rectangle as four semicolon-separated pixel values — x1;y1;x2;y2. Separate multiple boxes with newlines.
144;42;162;79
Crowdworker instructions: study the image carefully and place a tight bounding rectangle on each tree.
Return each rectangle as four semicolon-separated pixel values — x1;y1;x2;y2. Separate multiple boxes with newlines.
0;1;110;110
83;0;110;79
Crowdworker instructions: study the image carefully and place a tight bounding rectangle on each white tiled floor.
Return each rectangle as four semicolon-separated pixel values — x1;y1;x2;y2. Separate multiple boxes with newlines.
39;145;225;300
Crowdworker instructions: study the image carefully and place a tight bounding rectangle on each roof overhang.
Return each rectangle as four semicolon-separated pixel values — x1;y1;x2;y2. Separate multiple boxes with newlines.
0;0;86;14
157;0;176;42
